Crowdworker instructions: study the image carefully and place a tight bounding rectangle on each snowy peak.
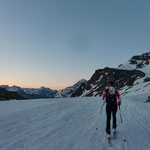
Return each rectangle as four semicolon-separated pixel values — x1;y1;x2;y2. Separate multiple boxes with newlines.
118;52;150;74
72;79;87;88
54;79;87;98
0;85;9;90
9;85;22;91
0;85;22;91
24;86;55;95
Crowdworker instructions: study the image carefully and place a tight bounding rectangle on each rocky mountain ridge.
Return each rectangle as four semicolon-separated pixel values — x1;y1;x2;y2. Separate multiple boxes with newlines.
71;67;146;97
0;88;25;101
71;52;150;97
1;52;150;99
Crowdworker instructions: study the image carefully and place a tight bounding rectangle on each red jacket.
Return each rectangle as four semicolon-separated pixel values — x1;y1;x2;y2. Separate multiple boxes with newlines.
102;84;121;105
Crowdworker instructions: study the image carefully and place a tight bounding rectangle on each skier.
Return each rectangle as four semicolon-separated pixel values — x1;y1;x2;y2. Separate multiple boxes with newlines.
102;81;121;138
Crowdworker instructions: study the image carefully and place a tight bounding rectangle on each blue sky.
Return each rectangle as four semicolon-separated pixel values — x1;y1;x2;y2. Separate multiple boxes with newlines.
0;0;150;90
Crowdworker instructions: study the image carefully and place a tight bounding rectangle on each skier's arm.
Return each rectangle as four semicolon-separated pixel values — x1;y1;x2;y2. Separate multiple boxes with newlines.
102;92;106;100
116;91;121;105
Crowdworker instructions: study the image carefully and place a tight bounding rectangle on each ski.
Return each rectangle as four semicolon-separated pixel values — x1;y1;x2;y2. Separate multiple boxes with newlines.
113;130;116;140
113;131;116;136
106;134;112;147
107;137;112;147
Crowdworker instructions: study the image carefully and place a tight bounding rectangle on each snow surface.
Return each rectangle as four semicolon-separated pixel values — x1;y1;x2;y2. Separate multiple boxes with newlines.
0;96;150;150
119;77;150;96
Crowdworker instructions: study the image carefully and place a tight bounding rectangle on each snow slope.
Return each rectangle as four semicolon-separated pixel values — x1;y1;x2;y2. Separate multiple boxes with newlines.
0;96;150;150
117;52;150;96
119;76;150;96
118;52;150;76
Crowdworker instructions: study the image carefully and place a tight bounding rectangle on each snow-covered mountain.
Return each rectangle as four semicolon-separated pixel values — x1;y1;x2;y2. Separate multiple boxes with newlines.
23;86;57;98
118;52;150;75
0;87;25;101
54;79;87;98
118;52;150;95
0;85;57;99
1;52;150;99
71;52;150;97
0;85;22;91
0;79;87;99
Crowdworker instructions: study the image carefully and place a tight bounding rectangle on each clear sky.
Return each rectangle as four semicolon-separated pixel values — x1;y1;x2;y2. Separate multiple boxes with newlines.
0;0;150;90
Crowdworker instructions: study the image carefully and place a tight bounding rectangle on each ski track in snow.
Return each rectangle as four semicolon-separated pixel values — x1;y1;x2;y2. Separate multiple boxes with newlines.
0;96;150;150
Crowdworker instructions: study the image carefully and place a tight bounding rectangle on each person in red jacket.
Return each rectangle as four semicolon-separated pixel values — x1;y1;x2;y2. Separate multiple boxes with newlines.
102;81;121;137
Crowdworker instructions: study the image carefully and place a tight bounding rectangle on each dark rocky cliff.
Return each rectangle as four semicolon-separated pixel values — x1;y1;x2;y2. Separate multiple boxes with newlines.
71;67;145;97
0;88;25;101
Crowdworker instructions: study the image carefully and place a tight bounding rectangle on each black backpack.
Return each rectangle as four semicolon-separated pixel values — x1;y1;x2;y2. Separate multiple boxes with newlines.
105;88;117;104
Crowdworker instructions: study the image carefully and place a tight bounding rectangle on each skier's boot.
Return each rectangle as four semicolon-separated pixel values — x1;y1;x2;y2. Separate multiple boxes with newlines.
106;129;111;139
113;128;116;137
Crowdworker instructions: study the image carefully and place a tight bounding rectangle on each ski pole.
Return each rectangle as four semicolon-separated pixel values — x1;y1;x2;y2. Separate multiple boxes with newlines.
96;101;105;131
119;105;123;123
100;101;105;114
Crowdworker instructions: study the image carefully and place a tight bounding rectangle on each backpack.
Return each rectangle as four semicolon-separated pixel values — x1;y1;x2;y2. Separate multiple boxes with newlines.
105;87;117;104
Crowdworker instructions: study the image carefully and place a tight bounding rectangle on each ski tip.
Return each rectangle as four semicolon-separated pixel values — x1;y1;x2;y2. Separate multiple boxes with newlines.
108;140;112;147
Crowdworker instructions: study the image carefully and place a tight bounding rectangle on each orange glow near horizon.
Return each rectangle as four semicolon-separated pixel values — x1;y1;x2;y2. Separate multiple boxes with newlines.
0;80;71;90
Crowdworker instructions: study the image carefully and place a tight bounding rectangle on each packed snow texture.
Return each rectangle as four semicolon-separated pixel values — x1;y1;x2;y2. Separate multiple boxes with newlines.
0;96;150;150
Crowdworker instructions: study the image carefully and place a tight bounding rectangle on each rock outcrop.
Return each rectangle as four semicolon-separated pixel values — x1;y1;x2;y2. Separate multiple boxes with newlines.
0;88;25;101
71;67;145;97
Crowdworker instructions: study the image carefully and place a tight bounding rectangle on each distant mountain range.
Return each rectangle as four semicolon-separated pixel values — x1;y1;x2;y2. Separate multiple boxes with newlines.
0;85;57;99
0;79;87;99
1;51;150;100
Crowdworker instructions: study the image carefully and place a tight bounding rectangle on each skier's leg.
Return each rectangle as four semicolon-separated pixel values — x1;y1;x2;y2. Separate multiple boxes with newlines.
106;104;111;134
112;104;118;129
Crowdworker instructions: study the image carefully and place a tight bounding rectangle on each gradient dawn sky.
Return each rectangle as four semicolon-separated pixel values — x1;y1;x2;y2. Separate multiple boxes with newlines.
0;0;150;90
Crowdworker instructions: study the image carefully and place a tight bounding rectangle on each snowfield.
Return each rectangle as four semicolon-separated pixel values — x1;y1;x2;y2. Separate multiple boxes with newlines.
0;96;150;150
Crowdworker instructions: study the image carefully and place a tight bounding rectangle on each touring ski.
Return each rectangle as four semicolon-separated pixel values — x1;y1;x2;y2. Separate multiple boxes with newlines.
107;137;112;147
113;131;116;136
113;130;116;140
